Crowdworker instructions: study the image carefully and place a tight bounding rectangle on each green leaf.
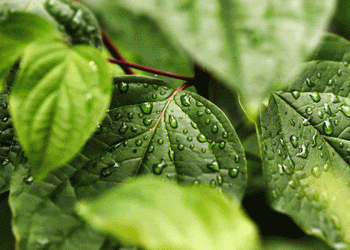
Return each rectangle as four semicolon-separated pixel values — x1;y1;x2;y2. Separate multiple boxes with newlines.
81;0;194;87
260;34;350;249
9;38;112;179
96;0;335;119
76;176;260;250
0;10;58;89
9;75;246;249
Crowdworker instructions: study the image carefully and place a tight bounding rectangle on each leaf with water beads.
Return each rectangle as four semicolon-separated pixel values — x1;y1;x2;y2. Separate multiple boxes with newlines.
260;33;350;249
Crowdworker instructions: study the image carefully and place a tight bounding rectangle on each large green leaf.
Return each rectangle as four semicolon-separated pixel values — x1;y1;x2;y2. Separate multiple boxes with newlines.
81;0;194;87
9;38;112;179
0;0;102;48
94;0;335;119
260;34;350;249
9;75;246;249
0;11;58;88
76;177;260;250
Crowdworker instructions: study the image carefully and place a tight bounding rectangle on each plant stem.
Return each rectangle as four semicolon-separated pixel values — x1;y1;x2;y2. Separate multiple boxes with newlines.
101;30;135;75
108;58;197;82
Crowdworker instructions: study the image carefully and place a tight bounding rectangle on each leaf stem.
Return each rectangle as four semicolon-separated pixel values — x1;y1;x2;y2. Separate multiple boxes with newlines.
108;58;197;82
101;30;135;75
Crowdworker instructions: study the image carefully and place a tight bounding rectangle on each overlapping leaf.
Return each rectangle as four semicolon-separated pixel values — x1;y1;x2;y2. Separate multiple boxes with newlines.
10;75;246;249
77;177;260;250
88;0;335;119
9;38;112;179
260;34;350;249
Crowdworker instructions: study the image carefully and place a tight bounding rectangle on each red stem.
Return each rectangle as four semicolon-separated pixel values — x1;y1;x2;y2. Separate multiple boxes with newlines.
101;30;135;75
108;58;197;82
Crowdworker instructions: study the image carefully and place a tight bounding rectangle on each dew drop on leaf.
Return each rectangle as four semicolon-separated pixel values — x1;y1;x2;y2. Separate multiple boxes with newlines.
135;139;143;146
183;129;188;134
235;155;240;163
148;145;154;153
290;135;299;148
291;90;301;99
305;107;313;115
143;118;153;126
197;134;207;143
2;158;9;166
118;122;128;134
318;111;324;119
118;82;129;93
311;165;322;178
219;141;226;149
229;168;239;178
205;108;212;114
340;104;350;117
306;78;315;87
323;119;334;135
187;136;193;141
317;73;322;79
210;179;217;188
207;161;220;171
131;125;138;132
169;115;178;128
23;175;34;184
157;139;164;145
211;124;218;133
168;149;174;161
197;111;204;117
128;112;134;119
217;174;223;185
178;144;185;150
222;132;228;138
196;101;204;107
152;158;167;175
296;143;309;158
309;92;321;102
190;121;198;129
139;102;153;114
180;94;191;106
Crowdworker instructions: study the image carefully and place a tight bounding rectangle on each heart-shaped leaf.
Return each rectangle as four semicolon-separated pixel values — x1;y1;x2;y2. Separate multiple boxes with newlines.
9;38;112;179
9;75;246;249
260;34;350;249
76;176;261;250
89;0;335;119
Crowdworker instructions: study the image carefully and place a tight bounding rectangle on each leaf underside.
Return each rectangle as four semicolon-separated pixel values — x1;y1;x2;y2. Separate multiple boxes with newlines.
260;34;350;249
9;75;246;250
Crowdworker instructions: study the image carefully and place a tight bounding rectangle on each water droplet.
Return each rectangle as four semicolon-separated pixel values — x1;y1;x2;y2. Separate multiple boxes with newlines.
197;134;207;143
128;112;134;119
186;136;193;142
229;168;239;178
193;179;200;185
290;119;296;126
196;101;204;107
305;107;313;115
142;118;152;126
311;166;322;178
222;132;228;138
323;162;330;172
211;124;218;133
318;111;324;119
1;158;9;166
309;92;321;102
158;139;164;145
340;104;350;117
207;161;220;171
189;144;194;149
291;90;300;99
334;119;339;125
331;94;340;103
178;144;184;150
290;135;298;148
279;138;285;147
345;61;349;66
302;118;310;126
323;119;334;135
101;163;120;177
312;134;317;147
160;91;166;95
324;103;334;116
219;141;226;149
306;78;315;87
138;113;144;118
234;155;240;163
119;82;129;93
180;94;191;106
210;179;217;188
23;175;34;184
338;69;342;76
140;102;153;114
152;93;157;99
169;149;174;161
118;122;128;134
191;121;198;129
296;143;309;158
183;129;188;134
131;126;138;132
201;148;207;153
168;114;178;128
205;108;212;114
197;111;204;117
148;145;154;153
217;174;223;185
153;159;167;175
135;139;143;146
205;118;210;124
340;141;344;148
317;73;322;79
115;113;122;120
327;79;335;86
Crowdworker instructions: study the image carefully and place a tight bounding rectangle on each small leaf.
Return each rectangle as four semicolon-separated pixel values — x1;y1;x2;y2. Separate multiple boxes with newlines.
9;38;112;179
0;11;58;89
76;177;260;250
260;34;350;248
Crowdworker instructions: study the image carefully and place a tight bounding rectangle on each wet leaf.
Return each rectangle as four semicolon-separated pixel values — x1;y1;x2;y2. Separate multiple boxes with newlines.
77;177;260;250
260;33;350;249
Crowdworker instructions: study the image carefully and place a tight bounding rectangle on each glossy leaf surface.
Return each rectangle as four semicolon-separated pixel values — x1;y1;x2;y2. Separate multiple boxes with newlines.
9;38;112;179
9;75;246;249
260;34;350;249
91;0;335;119
77;177;260;250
